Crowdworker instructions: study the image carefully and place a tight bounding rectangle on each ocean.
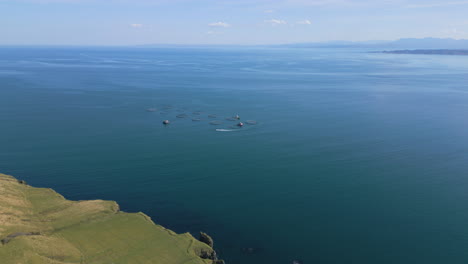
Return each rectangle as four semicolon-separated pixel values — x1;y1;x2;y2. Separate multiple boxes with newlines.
1;46;468;263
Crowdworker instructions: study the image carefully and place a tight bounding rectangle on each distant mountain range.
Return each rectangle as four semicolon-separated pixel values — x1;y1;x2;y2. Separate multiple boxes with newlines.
282;38;468;49
381;49;468;55
136;38;468;50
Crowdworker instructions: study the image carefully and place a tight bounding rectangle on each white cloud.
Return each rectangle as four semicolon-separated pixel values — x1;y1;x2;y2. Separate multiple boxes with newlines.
130;23;143;28
296;20;312;25
264;19;287;25
208;22;230;28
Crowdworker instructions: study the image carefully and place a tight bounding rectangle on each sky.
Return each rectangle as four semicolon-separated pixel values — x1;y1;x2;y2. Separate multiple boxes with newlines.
1;0;468;45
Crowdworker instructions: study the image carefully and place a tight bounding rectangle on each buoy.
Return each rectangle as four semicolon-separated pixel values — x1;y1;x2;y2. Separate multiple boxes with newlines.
163;120;170;125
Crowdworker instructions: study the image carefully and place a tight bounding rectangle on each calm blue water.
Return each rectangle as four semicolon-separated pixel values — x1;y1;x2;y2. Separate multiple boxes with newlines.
2;47;468;264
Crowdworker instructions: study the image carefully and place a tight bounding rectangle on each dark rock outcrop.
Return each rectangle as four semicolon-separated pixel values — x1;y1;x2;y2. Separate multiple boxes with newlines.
199;232;214;248
197;232;225;264
198;249;217;260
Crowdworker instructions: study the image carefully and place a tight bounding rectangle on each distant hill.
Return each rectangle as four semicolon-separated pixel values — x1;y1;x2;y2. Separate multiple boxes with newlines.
281;40;388;48
382;38;468;49
283;38;468;49
134;38;468;50
381;49;468;55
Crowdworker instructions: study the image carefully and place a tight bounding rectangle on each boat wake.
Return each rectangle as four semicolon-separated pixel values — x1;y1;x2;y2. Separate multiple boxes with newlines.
215;129;237;132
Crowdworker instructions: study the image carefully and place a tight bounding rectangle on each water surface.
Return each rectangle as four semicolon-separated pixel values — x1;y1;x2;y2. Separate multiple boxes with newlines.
1;47;468;264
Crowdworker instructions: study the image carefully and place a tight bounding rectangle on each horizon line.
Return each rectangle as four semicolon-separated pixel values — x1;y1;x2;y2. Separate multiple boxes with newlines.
1;37;468;48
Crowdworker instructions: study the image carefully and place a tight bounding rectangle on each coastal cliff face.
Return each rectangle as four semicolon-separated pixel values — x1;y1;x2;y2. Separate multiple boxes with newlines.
0;173;218;264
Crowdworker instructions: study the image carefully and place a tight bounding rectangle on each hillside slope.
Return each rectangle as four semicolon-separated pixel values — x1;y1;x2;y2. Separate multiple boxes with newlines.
0;173;218;264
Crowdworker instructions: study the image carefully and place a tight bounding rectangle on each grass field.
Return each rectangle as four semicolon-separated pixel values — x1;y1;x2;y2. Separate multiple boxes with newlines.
0;173;215;264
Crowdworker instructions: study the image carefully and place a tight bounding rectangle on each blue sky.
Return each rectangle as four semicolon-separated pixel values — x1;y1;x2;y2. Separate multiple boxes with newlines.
1;0;468;45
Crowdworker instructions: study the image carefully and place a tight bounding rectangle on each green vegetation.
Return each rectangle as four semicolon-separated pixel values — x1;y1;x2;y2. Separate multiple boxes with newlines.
0;173;217;264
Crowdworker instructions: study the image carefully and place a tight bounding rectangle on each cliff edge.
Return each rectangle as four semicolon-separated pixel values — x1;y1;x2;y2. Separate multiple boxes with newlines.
0;173;220;264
